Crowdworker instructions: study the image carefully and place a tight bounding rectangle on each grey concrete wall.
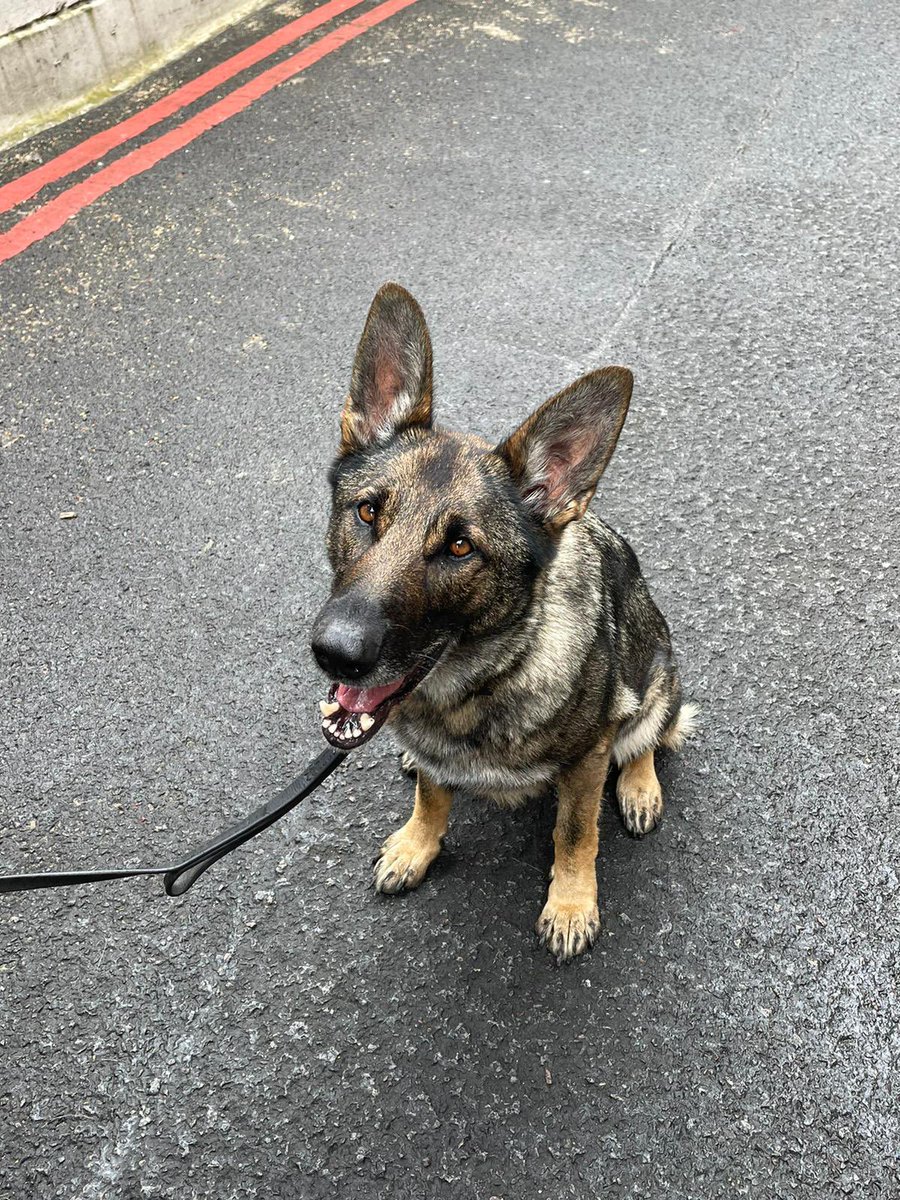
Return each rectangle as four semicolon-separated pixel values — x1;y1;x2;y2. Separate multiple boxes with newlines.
5;1;82;33
0;0;269;149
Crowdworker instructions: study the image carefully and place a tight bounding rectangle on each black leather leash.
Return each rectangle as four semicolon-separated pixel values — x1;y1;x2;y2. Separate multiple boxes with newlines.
0;747;347;897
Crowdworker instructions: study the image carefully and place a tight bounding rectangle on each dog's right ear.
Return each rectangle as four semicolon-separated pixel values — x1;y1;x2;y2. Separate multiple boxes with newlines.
339;283;433;456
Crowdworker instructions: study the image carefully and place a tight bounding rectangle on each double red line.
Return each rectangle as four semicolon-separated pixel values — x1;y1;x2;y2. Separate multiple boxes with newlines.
0;0;420;266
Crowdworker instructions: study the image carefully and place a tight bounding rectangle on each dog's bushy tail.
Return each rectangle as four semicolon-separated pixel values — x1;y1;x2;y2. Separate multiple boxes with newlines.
660;702;700;752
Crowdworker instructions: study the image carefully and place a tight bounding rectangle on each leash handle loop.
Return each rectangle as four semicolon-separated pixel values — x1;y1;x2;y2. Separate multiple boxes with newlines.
162;748;347;896
0;748;347;897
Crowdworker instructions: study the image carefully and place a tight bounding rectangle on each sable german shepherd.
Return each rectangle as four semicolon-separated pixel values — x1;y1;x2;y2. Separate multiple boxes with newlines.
311;283;696;962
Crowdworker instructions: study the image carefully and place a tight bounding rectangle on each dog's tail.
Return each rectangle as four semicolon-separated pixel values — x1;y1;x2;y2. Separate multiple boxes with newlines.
659;701;700;752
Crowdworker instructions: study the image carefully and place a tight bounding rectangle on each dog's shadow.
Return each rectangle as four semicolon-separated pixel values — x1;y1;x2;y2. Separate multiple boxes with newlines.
430;753;685;879
389;749;686;923
370;751;692;983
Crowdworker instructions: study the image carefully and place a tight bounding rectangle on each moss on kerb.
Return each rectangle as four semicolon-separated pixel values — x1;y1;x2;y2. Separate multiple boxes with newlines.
0;0;272;153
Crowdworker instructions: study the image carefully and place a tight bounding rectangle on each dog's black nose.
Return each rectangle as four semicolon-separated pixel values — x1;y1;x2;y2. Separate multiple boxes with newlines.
311;593;386;680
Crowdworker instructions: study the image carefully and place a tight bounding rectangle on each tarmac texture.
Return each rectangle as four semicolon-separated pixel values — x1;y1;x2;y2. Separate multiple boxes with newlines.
0;1;897;1197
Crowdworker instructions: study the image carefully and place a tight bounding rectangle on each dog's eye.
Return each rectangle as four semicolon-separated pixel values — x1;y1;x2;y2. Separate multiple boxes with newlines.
357;501;377;526
448;537;473;558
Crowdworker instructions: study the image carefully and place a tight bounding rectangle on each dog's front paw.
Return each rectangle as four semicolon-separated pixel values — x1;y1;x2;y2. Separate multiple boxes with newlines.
373;821;442;895
536;897;600;963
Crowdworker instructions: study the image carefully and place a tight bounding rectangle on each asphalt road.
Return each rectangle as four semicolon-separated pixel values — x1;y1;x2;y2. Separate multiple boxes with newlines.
1;1;897;1196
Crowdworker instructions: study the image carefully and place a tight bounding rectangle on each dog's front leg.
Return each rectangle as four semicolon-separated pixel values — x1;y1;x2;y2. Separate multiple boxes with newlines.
536;741;610;963
373;770;453;895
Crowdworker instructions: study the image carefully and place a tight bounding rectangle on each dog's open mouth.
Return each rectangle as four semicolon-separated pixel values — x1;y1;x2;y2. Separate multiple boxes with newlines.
318;660;433;750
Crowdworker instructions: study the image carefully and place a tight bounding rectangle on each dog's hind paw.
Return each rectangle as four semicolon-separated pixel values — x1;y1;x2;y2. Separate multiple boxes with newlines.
373;821;442;895
536;899;600;964
617;780;663;837
616;750;664;837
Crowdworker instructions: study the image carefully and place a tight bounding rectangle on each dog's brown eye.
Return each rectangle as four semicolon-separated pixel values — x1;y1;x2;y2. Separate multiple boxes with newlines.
449;537;473;558
357;501;376;525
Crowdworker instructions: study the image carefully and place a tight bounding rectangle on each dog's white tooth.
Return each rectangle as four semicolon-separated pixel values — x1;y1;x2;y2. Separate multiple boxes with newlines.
359;713;375;732
320;701;340;717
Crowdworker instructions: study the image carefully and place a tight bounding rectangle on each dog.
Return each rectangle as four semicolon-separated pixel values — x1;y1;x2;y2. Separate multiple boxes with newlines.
311;283;696;962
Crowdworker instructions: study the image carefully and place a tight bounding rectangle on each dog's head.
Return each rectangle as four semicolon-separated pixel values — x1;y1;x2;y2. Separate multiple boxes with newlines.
311;283;633;748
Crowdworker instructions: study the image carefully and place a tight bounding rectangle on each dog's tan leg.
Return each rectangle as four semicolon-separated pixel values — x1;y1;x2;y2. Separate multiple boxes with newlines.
373;770;452;894
536;742;609;963
616;748;663;836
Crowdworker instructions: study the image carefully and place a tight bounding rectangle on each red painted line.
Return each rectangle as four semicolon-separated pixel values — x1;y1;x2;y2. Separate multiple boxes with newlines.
0;0;421;266
0;0;367;216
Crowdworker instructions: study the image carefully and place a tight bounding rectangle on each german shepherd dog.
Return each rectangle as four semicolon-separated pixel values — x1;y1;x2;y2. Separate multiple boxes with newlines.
311;284;696;962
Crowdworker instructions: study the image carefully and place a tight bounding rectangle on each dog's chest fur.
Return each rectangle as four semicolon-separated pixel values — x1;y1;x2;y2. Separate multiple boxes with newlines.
389;515;632;805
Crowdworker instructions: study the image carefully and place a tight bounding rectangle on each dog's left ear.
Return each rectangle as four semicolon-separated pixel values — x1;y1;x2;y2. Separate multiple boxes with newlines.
339;283;433;455
496;367;633;532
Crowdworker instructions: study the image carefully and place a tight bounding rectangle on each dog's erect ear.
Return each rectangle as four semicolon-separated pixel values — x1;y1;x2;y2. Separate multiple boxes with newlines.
496;367;633;531
339;283;433;455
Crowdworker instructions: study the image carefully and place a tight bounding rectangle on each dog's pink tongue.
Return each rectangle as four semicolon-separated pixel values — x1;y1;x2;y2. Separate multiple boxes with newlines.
335;677;405;714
